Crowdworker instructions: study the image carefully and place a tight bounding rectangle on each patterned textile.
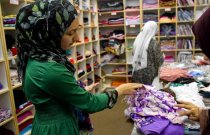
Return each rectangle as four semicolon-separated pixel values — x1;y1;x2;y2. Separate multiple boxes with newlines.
132;39;163;85
125;85;187;125
16;0;78;81
0;108;12;123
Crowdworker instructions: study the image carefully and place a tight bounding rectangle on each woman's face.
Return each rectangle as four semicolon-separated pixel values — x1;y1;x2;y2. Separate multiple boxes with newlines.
61;18;79;50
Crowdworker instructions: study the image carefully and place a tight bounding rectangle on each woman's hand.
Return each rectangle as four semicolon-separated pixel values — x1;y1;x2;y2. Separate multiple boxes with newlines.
115;83;143;95
176;101;202;121
85;83;99;92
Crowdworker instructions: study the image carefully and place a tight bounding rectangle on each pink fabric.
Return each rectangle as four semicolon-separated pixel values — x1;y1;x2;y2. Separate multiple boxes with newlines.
160;67;189;82
17;111;33;123
143;3;158;9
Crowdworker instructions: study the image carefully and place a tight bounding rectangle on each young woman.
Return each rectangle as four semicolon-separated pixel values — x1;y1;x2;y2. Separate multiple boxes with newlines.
15;0;141;134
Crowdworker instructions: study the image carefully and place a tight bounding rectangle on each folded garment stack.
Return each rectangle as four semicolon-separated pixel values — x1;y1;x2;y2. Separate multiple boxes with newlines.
177;24;193;36
178;9;194;21
143;13;158;23
143;0;158;9
160;40;176;51
126;15;140;25
159;12;176;23
160;24;176;36
160;0;176;7
99;2;123;12
3;15;16;27
177;39;193;49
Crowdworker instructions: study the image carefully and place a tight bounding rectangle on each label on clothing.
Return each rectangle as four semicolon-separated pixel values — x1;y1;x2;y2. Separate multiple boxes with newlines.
111;12;117;15
10;0;19;5
165;8;171;11
130;25;136;28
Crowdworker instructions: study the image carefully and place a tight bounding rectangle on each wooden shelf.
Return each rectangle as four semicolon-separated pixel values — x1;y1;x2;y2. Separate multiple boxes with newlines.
177;35;194;38
125;9;140;12
177;21;194;23
161;50;177;52
99;24;124;28
143;8;158;11
196;4;210;7
105;74;131;78
3;27;15;30
0;117;13;127
0;88;9;95
12;82;22;90
106;63;127;65
17;104;34;117
18;116;34;126
177;6;194;8
0;59;5;63
99;10;124;15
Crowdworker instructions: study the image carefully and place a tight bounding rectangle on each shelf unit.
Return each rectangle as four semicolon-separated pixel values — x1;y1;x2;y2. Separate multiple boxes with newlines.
0;0;101;134
97;0;209;89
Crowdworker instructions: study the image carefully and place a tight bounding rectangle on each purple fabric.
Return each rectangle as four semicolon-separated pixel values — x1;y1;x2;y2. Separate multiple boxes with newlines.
139;117;184;135
125;85;187;125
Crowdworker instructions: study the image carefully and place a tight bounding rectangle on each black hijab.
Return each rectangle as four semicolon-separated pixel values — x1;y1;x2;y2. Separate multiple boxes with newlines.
16;0;77;81
192;8;210;59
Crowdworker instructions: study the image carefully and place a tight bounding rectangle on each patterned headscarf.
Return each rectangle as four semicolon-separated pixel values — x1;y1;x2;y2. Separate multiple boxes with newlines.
16;0;78;81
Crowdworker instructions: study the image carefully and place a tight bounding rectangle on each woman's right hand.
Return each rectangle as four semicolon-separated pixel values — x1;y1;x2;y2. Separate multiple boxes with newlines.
115;83;143;96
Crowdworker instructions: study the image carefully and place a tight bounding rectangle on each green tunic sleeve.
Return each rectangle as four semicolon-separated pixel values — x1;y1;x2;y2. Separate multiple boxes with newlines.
42;61;109;113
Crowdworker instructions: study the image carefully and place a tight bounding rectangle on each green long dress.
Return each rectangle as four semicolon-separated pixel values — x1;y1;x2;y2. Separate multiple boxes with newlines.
24;59;109;135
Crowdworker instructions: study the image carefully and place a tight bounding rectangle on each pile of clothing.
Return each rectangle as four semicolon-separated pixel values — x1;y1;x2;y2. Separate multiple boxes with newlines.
143;0;158;9
0;108;12;123
177;24;193;36
160;67;189;82
177;0;194;6
159;0;176;7
160;40;176;51
178;9;194;21
112;66;126;75
125;85;186;135
160;24;176;36
126;15;140;25
143;12;158;23
99;17;124;25
3;15;16;27
159;12;176;23
99;2;123;12
164;55;175;63
125;6;140;11
177;39;193;49
100;30;125;56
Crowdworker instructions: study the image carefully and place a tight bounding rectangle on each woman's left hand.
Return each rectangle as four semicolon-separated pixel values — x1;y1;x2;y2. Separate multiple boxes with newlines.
176;101;201;121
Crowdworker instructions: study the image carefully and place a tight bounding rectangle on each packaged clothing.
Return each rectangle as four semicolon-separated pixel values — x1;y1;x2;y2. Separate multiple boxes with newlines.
169;82;205;108
125;85;188;125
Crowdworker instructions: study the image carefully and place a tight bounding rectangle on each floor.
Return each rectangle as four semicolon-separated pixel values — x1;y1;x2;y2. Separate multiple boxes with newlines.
90;96;134;135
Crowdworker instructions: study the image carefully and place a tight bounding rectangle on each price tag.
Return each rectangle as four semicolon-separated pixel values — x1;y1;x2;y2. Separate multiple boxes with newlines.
10;0;19;5
130;25;136;28
165;8;171;11
111;12;117;15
